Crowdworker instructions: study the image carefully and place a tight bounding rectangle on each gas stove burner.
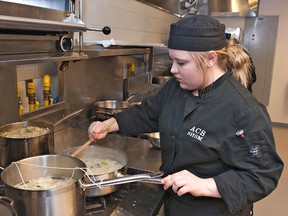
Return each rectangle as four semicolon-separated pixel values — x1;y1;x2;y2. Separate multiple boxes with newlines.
86;197;107;215
85;184;134;215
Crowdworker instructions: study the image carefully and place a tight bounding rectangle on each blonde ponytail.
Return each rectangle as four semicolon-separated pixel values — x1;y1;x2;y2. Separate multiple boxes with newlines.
216;37;253;89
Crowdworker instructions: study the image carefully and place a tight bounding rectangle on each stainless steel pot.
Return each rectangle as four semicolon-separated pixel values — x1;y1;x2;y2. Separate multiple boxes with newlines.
62;145;127;197
94;100;132;120
0;196;18;216
62;145;163;197
152;76;172;85
1;154;86;216
147;132;161;149
0;121;53;168
94;95;137;120
0;109;83;168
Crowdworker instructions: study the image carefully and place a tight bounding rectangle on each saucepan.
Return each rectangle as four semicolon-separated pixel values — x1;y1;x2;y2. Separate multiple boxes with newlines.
94;100;131;120
152;76;173;85
146;132;161;149
61;145;163;197
0;109;83;168
94;94;140;120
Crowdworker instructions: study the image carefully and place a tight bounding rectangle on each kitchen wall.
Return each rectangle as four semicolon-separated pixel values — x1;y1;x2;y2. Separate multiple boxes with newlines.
82;0;179;45
82;0;288;125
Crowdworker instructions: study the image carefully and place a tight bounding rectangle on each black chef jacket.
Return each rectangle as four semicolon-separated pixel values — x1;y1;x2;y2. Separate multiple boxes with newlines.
115;71;283;215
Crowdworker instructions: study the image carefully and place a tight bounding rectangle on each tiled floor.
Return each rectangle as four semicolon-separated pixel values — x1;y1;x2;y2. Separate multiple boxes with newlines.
254;125;288;215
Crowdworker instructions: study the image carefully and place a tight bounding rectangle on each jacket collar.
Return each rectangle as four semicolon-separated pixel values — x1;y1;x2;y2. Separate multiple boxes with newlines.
198;70;232;97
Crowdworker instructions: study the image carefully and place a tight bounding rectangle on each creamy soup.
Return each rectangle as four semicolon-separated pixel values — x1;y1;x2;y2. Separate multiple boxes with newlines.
0;126;49;138
82;158;124;175
15;176;74;190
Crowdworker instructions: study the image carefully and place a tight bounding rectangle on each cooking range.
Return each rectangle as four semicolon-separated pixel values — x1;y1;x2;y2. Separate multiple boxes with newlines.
0;114;165;216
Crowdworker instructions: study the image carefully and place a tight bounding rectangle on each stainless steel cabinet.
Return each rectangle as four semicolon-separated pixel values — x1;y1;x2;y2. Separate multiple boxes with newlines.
243;16;279;106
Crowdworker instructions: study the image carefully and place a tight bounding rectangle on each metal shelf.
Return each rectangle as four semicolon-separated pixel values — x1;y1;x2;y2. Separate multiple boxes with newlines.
81;46;151;58
0;52;88;65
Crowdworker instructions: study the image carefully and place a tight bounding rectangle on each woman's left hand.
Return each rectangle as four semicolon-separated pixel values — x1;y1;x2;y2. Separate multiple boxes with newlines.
160;170;221;198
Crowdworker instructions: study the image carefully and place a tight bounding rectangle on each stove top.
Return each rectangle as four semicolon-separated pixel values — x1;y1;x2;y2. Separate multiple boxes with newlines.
85;184;134;216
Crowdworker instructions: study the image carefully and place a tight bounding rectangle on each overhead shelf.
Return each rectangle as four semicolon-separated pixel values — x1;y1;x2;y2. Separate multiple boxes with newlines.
0;52;88;65
80;45;151;58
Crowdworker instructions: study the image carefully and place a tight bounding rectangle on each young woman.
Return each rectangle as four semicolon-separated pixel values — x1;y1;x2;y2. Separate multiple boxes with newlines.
88;15;283;216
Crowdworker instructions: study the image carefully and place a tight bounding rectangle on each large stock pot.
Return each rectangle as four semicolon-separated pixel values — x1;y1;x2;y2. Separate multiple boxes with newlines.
1;154;86;216
0;121;53;168
0;109;83;168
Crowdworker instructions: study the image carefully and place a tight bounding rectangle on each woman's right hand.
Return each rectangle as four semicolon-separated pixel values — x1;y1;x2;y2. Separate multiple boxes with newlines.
88;118;118;141
161;170;221;198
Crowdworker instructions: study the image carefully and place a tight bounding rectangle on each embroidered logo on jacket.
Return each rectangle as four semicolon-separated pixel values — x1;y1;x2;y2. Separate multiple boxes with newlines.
250;145;261;157
187;126;206;141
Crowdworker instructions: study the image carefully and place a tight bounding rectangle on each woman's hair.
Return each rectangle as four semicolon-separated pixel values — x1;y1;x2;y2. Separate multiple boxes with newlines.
189;37;254;90
216;37;253;89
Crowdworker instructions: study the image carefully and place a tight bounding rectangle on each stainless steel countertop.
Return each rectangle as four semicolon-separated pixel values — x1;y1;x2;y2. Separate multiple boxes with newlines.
54;126;165;216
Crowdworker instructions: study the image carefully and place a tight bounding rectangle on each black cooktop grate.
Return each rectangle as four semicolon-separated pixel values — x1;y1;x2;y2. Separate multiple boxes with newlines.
85;183;133;216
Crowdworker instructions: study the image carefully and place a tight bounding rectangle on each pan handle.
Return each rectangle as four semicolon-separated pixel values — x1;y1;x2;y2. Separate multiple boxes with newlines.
140;178;162;184
82;171;164;188
53;109;83;127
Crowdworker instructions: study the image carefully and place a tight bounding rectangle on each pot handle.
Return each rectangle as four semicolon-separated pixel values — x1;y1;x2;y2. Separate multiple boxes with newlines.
0;196;14;206
124;94;135;102
82;171;164;188
53;109;83;127
95;110;114;116
0;167;4;193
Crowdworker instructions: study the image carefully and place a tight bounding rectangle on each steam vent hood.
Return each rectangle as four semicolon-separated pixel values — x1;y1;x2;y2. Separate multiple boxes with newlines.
137;0;259;17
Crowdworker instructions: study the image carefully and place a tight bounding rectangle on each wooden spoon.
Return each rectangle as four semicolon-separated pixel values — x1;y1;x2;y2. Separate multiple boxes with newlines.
71;118;116;157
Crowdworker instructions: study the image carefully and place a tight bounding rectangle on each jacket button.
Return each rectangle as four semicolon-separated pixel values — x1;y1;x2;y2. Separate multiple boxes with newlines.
171;136;175;140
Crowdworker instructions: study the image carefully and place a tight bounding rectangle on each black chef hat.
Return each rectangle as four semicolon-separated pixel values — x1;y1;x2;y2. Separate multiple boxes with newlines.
168;15;226;52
